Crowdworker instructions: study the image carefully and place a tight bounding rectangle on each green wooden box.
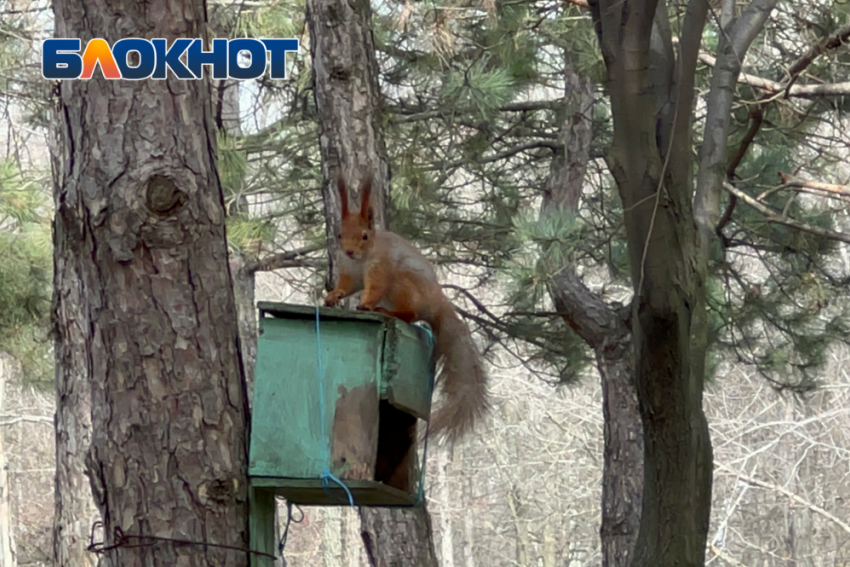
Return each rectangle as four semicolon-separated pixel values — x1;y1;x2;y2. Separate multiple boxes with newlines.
248;302;435;507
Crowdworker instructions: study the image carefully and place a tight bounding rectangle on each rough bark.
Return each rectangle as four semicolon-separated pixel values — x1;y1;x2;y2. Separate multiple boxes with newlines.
586;0;719;564
359;506;439;567
541;69;642;567
211;75;259;398
306;0;392;292
306;0;439;564
229;254;257;400
49;77;99;567
50;0;251;565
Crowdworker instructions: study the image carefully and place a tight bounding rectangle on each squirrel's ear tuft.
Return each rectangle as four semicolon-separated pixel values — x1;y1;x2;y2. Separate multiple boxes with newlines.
337;171;349;216
359;173;374;227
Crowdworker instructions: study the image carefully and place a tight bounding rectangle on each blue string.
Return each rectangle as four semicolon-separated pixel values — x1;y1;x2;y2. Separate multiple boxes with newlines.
313;306;435;509
315;306;355;506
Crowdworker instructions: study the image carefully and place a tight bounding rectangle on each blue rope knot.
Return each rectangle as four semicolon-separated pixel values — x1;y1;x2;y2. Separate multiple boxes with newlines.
314;306;434;508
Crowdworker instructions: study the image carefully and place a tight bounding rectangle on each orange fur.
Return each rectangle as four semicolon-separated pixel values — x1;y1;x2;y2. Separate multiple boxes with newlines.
325;172;490;443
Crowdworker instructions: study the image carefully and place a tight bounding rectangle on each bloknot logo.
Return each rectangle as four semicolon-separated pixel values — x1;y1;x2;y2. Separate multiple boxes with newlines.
42;37;299;80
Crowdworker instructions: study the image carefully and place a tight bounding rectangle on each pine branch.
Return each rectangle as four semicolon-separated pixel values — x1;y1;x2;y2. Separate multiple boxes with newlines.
722;181;850;245
244;244;324;274
393;100;567;124
434;140;562;172
784;22;850;92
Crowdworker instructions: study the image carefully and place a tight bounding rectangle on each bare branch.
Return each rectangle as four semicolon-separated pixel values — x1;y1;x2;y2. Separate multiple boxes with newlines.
697;53;850;98
785;21;850;92
393;101;566;124
560;0;589;7
433;140;561;172
709;544;749;567
0;415;52;426
776;172;850;199
244;244;324;274
722;181;850;245
717;463;850;535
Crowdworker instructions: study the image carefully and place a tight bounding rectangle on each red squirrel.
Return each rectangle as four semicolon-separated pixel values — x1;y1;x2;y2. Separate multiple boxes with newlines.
324;172;489;443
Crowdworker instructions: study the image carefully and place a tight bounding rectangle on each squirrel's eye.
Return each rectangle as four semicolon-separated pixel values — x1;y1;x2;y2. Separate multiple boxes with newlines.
336;233;341;240
362;231;369;240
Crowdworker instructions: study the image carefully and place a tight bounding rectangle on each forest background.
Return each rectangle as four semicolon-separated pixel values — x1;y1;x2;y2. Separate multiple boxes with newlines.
2;0;850;565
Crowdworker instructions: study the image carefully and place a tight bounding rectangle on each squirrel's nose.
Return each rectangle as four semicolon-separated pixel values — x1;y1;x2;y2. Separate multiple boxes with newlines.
345;250;355;258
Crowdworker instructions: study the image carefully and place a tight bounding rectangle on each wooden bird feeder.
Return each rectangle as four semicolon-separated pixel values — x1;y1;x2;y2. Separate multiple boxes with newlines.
248;302;435;564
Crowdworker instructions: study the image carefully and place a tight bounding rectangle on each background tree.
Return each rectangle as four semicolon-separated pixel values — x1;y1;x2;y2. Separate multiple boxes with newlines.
50;0;251;565
583;0;850;563
0;157;52;567
305;0;440;564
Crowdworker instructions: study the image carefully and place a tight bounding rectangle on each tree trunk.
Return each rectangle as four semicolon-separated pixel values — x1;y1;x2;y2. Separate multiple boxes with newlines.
0;355;17;567
50;101;99;567
596;350;642;566
50;1;251;565
587;0;715;565
435;450;455;567
541;68;643;567
306;0;392;257
229;252;257;401
212;75;259;399
305;0;438;564
359;506;439;567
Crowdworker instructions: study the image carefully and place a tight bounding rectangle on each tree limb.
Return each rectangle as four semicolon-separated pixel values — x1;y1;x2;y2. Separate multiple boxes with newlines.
244;244;324;274
717;463;850;535
697;53;850;98
785;21;850;92
0;414;52;425
433;140;563;171
775;172;850;199
694;0;777;238
722;181;850;245
393;100;567;123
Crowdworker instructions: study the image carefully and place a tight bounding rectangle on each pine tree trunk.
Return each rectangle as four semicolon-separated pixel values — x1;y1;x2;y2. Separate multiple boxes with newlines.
50;1;251;565
305;0;438;564
597;350;642;566
50;110;98;567
541;68;642;567
588;0;715;563
359;507;439;567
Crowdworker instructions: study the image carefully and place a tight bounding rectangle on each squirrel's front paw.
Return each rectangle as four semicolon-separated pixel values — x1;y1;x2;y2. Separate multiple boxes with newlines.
325;291;343;307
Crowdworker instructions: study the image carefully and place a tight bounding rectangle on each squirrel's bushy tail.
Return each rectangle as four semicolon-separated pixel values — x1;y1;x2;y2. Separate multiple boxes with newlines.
427;300;489;443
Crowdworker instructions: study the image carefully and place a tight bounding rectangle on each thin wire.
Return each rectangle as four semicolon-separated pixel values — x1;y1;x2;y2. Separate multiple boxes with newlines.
315;306;356;506
277;500;304;556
